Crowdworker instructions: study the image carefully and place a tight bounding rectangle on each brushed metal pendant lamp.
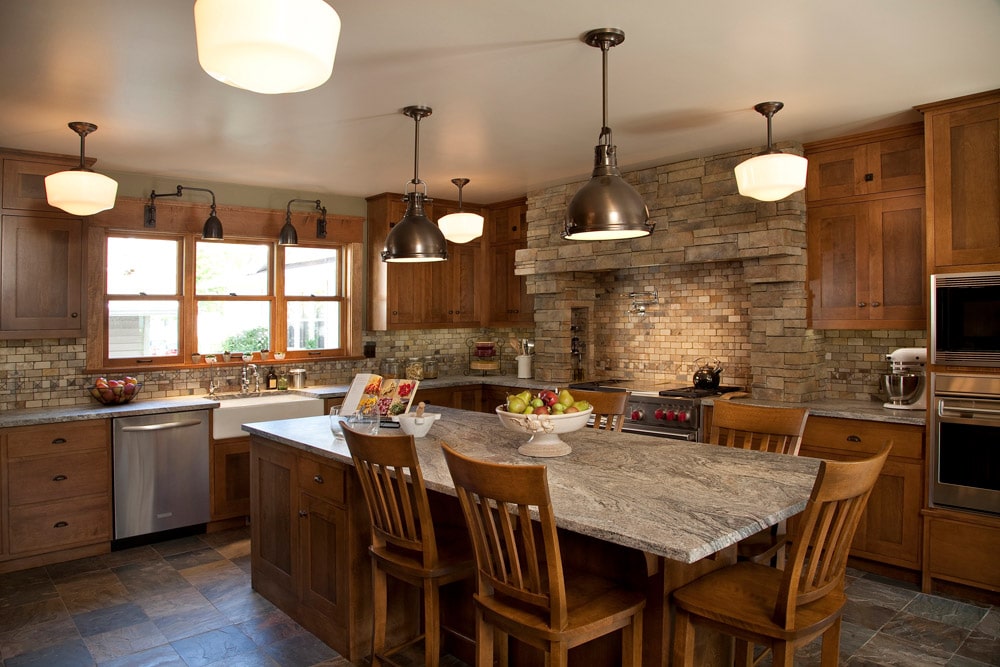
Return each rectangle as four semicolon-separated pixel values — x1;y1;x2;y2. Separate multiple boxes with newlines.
44;122;118;216
381;106;448;263
438;178;484;244
564;28;653;241
194;0;341;94
279;198;327;245
734;101;808;201
144;185;224;240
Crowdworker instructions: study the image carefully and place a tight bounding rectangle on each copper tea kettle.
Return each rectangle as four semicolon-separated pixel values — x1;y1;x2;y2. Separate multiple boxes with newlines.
692;357;723;390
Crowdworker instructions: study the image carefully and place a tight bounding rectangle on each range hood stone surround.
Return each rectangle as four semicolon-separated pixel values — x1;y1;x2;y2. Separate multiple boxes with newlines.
517;144;821;402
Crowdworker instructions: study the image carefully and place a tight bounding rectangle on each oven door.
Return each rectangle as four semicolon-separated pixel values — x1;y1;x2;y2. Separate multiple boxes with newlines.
621;422;699;441
930;384;1000;516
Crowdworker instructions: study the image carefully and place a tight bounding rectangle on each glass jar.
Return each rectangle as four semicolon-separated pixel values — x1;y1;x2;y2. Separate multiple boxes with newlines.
380;358;401;378
405;357;424;380
422;356;438;379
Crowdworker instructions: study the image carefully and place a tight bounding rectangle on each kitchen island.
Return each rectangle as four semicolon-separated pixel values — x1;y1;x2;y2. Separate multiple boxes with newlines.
244;407;820;666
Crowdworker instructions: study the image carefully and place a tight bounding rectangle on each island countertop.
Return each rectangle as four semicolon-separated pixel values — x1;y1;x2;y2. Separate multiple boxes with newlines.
242;407;820;564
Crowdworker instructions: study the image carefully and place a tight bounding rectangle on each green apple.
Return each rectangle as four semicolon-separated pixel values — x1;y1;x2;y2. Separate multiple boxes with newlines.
551;402;566;413
530;397;544;408
558;389;575;407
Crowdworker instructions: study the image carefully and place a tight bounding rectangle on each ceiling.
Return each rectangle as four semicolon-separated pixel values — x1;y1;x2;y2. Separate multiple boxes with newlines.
1;0;998;205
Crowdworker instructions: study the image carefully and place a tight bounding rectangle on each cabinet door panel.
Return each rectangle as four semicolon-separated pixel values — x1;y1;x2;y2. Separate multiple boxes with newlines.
869;195;925;323
250;441;296;585
211;439;250;520
807;146;866;200
1;215;84;334
298;492;349;624
808;203;866;323
870;133;925;193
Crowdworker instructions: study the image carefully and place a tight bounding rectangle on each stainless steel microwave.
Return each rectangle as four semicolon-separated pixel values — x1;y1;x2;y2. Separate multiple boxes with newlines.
931;271;1000;368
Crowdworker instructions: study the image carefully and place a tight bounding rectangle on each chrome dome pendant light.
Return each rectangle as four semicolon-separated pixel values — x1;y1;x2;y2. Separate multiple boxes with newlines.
381;106;448;263
45;122;118;216
734;101;808;201
564;28;652;241
438;178;484;244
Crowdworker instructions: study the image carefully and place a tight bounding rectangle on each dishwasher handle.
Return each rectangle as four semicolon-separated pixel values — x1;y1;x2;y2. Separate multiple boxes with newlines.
119;418;206;432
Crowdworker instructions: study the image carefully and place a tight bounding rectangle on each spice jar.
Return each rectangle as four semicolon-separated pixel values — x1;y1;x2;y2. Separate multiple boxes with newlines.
405;357;424;380
422;356;438;379
379;358;401;378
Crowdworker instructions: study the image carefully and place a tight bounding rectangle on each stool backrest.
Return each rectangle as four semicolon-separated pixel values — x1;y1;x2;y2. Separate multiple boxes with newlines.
569;389;631;432
708;401;809;454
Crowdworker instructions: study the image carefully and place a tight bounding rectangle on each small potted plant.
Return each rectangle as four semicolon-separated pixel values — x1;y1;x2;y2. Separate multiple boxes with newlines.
222;351;231;362
191;352;202;363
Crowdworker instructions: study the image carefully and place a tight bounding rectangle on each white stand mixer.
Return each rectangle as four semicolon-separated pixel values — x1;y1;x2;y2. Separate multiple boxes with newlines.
882;347;927;410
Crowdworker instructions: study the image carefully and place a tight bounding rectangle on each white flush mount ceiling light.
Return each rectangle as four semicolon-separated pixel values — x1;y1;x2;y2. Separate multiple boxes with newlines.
44;122;118;216
564;28;653;241
381;106;448;263
734;101;808;201
194;0;341;94
438;178;484;244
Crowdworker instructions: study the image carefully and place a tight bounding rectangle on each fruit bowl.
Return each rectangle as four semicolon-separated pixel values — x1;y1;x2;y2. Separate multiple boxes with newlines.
495;405;593;457
89;379;142;405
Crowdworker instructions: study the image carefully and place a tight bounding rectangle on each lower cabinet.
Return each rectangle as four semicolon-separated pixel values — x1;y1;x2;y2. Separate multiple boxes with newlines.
249;437;372;662
211;438;251;520
415;384;483;411
922;508;1000;594
799;416;925;571
1;419;112;572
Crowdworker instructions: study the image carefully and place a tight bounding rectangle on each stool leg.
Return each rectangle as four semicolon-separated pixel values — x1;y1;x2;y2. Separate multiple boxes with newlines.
820;618;842;667
424;580;440;667
475;609;494;667
623;612;642;667
371;563;387;666
671;608;696;667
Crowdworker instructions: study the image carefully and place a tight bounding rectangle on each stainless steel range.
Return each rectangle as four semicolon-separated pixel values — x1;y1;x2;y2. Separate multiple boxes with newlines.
569;379;744;441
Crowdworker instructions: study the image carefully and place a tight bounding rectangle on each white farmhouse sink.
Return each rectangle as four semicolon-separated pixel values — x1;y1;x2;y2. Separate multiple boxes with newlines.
212;393;324;440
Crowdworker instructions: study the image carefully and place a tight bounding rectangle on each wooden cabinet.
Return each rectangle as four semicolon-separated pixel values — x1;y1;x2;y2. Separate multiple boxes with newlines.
917;89;1000;271
1;420;111;571
921;508;1000;594
210;438;251;520
366;193;484;330
415;384;482;411
486;198;533;326
1;153;88;339
799;416;924;570
805;124;926;330
249;437;371;661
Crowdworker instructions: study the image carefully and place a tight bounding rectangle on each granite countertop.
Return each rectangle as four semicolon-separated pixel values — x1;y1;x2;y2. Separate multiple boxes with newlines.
242;408;820;564
702;396;926;426
0;396;220;428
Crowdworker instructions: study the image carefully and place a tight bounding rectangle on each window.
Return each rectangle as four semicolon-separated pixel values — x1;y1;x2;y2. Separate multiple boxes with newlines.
100;233;352;367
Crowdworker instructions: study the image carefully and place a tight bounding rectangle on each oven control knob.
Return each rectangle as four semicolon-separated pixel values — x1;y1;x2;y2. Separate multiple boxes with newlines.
677;411;689;423
666;409;676;421
654;408;665;420
631;409;644;421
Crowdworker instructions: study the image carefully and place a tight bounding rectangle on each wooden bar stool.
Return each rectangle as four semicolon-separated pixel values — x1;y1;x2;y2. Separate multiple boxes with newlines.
441;442;645;667
708;401;809;565
341;426;474;667
672;444;891;667
569;389;631;432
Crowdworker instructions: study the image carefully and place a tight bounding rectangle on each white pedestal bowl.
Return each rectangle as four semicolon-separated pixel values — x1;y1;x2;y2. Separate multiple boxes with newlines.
495;406;593;457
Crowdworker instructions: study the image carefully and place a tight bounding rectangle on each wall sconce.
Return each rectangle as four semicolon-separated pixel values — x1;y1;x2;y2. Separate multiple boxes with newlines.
734;101;808;201
627;290;658;316
144;185;223;240
44;122;118;216
438;178;484;244
280;198;327;245
564;29;653;241
194;0;341;94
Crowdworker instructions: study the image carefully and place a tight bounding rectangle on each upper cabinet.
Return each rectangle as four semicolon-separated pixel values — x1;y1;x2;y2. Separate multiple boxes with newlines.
486;198;532;327
917;89;1000;272
0;151;87;339
805;124;926;330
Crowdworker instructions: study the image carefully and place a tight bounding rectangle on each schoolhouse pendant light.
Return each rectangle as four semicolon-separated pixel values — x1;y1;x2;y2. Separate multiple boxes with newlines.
734;101;808;201
44;122;118;216
381;106;448;263
438;178;484;244
564;28;652;241
194;0;341;94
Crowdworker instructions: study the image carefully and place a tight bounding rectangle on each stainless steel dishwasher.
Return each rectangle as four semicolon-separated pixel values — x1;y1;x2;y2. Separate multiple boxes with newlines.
113;410;210;540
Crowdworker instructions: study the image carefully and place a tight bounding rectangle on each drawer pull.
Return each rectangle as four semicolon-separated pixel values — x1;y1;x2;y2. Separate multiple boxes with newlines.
51;438;67;444
847;435;861;442
54;521;69;528
52;474;68;482
298;510;308;518
313;475;324;484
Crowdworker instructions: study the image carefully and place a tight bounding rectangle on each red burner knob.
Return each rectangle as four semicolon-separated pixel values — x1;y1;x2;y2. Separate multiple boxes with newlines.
631;409;644;421
677;411;689;423
666;410;676;421
654;408;665;420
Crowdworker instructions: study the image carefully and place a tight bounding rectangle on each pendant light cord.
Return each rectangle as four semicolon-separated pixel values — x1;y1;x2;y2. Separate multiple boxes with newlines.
412;113;422;186
599;37;612;147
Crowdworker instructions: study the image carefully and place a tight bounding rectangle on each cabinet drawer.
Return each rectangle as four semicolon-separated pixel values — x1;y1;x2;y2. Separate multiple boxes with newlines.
9;494;110;554
298;457;346;505
926;512;1000;591
9;450;109;505
802;416;922;459
7;420;108;458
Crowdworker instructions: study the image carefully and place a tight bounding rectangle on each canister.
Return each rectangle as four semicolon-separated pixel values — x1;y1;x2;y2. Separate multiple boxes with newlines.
405;357;424;380
288;368;307;389
423;356;438;379
380;358;401;378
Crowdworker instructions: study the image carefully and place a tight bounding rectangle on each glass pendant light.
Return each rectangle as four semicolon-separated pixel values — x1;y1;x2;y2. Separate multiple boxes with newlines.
44;122;118;216
381;106;448;263
194;0;341;94
564;28;653;241
438;178;484;244
734;101;808;201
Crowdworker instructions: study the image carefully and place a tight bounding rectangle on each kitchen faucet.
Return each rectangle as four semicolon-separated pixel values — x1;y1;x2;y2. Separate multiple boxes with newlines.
241;363;260;394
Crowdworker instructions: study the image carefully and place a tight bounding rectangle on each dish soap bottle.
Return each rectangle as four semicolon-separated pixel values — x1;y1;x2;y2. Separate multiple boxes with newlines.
266;367;278;390
277;371;288;391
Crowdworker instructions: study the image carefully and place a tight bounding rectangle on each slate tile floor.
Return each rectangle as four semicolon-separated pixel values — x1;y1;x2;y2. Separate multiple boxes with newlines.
0;527;996;666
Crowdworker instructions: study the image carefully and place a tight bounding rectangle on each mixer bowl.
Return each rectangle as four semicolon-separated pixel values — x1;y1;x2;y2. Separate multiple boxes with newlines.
882;373;924;404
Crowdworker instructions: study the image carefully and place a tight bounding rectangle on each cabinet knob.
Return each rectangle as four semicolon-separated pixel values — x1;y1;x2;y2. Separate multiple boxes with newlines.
857;302;867;308
871;301;881;307
392;310;398;315
847;435;861;442
54;521;69;528
51;438;67;444
298;510;308;518
313;475;324;484
71;312;79;318
864;173;875;182
52;474;67;482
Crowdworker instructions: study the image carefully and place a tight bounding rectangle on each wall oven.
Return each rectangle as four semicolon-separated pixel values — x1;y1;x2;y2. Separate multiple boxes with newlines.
929;373;1000;516
931;271;1000;368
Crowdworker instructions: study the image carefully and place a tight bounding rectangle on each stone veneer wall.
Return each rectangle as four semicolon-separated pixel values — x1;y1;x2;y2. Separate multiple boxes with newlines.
517;144;925;402
0;326;532;411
